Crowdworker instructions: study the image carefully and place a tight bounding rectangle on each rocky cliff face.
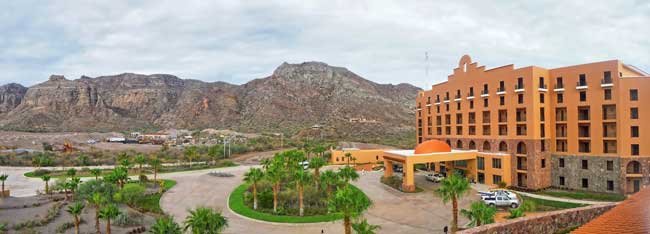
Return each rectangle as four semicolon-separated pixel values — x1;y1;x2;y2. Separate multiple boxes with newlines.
0;62;420;136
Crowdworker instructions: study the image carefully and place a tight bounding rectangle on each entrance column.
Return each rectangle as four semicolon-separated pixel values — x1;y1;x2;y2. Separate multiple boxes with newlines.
384;159;394;178
402;160;416;192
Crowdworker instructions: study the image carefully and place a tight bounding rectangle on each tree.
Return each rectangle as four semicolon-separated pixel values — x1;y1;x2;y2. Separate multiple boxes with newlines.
352;219;381;234
294;169;313;216
77;154;91;166
329;186;371;234
207;144;222;165
134;154;146;174
309;157;326;188
150;216;182;234
87;192;107;234
120;158;131;169
320;170;339;201
0;174;8;197
99;204;121;234
344;153;353;166
184;146;198;168
90;168;102;180
105;167;129;188
149;157;162;181
183;207;228;234
69;177;82;201
42;175;51;195
338;166;359;187
67;202;85;234
243;168;264;210
435;173;470;233
265;162;284;213
460;201;496;227
67;168;77;178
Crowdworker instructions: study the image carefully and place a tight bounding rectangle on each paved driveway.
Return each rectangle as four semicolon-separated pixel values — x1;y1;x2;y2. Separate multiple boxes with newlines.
160;167;479;234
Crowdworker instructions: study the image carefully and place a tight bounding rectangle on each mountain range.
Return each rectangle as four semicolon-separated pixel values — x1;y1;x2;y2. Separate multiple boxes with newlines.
0;62;420;137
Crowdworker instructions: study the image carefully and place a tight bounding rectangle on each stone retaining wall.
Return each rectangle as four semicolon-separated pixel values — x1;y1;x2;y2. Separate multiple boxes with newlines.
457;204;616;234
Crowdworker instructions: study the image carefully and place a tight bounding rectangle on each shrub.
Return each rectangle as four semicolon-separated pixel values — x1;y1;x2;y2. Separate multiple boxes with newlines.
32;169;50;177
114;211;144;226
115;183;146;206
497;181;507;189
56;221;75;233
139;174;148;183
75;179;118;202
506;207;524;219
220;160;236;167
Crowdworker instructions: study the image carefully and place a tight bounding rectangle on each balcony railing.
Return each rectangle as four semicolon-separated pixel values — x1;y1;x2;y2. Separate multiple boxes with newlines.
481;89;489;95
554;83;564;89
514;84;524;90
577;81;588;87
539;83;548;89
497;87;506;93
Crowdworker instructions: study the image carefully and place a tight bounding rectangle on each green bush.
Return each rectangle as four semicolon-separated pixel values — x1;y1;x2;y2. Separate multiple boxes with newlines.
116;183;146;206
32;169;50;177
506;207;524;219
75;179;118;203
114;211;144;226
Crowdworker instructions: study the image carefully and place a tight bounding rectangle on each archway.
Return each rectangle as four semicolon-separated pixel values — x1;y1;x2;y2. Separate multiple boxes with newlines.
482;141;491;151
456;140;463;149
499;141;508;152
468;140;476;150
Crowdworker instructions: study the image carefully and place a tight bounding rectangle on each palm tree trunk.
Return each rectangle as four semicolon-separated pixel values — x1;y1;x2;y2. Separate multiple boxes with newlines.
95;208;101;234
45;182;49;195
314;168;320;188
74;216;80;234
1;182;5;196
253;182;258;210
299;185;304;216
452;197;458;233
154;169;158;181
107;218;112;234
273;182;279;213
344;215;351;234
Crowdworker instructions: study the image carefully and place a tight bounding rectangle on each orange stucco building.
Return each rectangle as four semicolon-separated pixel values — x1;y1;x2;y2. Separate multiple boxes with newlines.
415;55;649;194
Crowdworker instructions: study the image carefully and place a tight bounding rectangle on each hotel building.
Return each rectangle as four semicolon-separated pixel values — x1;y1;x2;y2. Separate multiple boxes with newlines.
415;55;649;194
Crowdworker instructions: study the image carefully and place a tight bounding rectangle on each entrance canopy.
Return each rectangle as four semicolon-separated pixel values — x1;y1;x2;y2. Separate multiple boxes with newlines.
383;140;478;192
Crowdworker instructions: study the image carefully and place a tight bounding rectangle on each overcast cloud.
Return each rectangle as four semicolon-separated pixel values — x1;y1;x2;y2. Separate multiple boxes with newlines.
1;0;649;88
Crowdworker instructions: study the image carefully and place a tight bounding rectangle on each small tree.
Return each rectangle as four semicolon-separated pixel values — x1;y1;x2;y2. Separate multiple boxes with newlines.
184;146;198;168
87;192;106;234
149;157;162;181
435;173;470;233
320;170;339;201
42;175;51;195
90;168;102;180
294;169;313;216
183;207;228;234
207;144;222;165
67;202;85;234
352;219;381;234
338;166;359;187
0;174;8;196
99;204;121;234
309;157;326;188
150;216;182;234
68;177;82;201
265;163;284;213
134;154;146;174
460;201;496;227
329;186;371;234
66;168;77;178
243;168;264;210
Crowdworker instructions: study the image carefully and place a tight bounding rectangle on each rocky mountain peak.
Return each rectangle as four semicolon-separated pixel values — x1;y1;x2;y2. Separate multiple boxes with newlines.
48;75;67;82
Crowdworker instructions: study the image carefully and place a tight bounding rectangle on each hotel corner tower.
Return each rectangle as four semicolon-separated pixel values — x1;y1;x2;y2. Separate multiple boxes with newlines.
416;55;649;194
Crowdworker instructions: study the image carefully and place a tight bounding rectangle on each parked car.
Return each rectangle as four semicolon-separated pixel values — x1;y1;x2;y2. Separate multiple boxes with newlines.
425;173;445;182
393;165;403;173
86;139;97;144
482;195;519;208
299;161;309;170
478;189;517;199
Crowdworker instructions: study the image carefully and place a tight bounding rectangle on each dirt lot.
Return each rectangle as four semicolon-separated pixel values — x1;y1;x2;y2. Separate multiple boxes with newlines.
0;131;162;153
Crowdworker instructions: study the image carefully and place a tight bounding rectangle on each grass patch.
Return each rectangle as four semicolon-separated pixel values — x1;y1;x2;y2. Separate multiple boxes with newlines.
521;195;585;211
24;162;238;178
534;189;625;202
132;179;177;214
229;183;365;223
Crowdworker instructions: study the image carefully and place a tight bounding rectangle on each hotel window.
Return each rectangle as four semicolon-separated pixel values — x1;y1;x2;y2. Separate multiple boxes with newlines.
457;102;461;110
469;126;476;135
581;160;588;169
498;110;507;123
482;111;490;123
559;158;565;167
604;140;617;153
579;141;591;153
516;124;527;136
632;144;640;156
582;178;589;188
482;125;491;135
500;96;505;106
540;107;545;121
436;106;440;113
445;114;451;125
483;98;488;107
630;89;638;101
604;89;612;100
492;158;502;169
555;108;567;121
470;100;474;109
578;106;590;120
557;93;563;103
579;74;587;86
579;91;587;102
456;113;463;124
556;77;563;88
559;176;565;186
468;112;476;124
492;175;502;184
437;127;442;135
498;124;507;136
456;126;463;135
540;124;545;138
631;126;639;137
602;105;616;120
446;126;451;135
540;93;545;103
541;159;546;168
607;181;614;191
541;139;546;151
427;106;431;114
556;140;567;152
631;107;639;119
516;77;524;89
516;108;526;122
436;116;442;125
607;160;614;171
477;157;485;170
518;94;524;104
499;80;505;91
446;103;449;111
469;87;474;96
427;117;431;126
539;77;545;88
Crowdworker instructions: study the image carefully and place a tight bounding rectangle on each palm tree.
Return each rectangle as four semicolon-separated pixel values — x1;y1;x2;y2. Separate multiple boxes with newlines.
99;204;121;234
69;177;81;201
329;186;371;234
352;219;381;234
120;158;131;169
184;146;198;168
183;207;228;234
265;163;284;213
344;153;353;166
90;168;102;180
87;192;106;234
67;202;85;234
435;173;470;233
207;144;221;165
320;170;339;201
243;168;264;210
41;175;51;195
149;157;162;181
150;216;182;234
309;157;326;188
338;166;359;187
134;154;146;174
460;201;497;227
294;169;313;216
67;168;77;178
0;174;8;197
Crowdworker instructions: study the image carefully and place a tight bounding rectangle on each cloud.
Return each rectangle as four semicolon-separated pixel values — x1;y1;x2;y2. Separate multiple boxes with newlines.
0;0;648;88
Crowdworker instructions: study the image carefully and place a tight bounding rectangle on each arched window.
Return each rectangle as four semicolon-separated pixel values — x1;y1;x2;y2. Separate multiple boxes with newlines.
456;140;463;149
627;161;642;174
499;142;508;152
483;141;491;151
468;140;476;150
446;139;451;146
517;142;527;154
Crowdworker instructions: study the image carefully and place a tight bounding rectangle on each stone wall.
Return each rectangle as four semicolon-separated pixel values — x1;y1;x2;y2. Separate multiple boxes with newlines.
551;155;621;193
457;204;616;234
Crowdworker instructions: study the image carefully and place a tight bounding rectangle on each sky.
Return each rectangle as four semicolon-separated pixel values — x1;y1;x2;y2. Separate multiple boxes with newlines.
1;1;649;88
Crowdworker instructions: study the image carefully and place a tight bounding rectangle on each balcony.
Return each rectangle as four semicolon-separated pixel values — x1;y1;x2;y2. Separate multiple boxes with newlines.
538;83;548;92
601;78;613;88
496;87;506;95
467;92;475;100
434;98;441;105
514;84;525;92
454;94;462;102
576;81;588;90
553;83;565;92
480;89;489;98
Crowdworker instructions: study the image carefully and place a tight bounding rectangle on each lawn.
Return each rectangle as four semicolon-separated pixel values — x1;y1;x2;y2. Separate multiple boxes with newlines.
24;161;238;178
521;195;585;211
533;189;625;202
229;183;367;223
133;179;177;214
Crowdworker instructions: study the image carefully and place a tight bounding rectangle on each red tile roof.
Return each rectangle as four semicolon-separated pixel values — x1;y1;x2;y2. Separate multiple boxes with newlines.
572;188;650;234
